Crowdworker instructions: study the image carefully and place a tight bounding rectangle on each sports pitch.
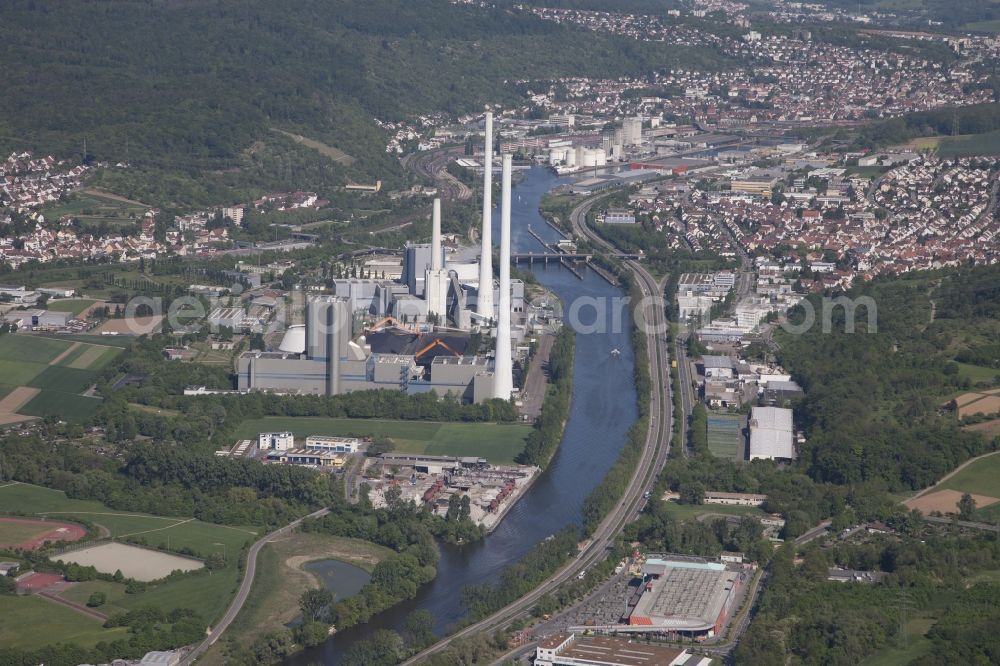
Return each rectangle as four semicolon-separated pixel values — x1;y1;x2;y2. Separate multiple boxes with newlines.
234;416;532;464
58;542;204;581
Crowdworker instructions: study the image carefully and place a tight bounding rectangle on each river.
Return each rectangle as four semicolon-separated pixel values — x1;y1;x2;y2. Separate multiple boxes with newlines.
289;166;638;663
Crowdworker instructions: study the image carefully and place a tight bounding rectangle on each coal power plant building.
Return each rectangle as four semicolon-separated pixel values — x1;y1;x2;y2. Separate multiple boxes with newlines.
237;297;501;403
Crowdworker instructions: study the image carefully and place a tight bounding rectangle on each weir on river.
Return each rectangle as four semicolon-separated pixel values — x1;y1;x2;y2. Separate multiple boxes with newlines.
289;167;638;664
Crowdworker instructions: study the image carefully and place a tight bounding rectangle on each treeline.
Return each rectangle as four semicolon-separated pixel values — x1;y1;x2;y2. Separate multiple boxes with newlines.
0;434;334;528
517;327;575;467
737;531;1000;664
844;102;1000;150
0;607;205;666
0;0;733;207
580;269;651;535
459;526;579;619
778;269;998;491
225;483;481;665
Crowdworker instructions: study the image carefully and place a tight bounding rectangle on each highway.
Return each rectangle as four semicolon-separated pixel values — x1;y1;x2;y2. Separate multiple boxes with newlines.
401;192;674;665
180;506;332;666
400;146;472;201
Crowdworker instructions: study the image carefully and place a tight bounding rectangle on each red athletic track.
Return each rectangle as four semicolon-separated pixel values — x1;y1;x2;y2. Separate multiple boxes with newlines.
0;516;87;550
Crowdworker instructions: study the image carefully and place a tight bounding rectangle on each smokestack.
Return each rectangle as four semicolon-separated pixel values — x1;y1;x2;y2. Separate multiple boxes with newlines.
431;197;442;271
477;112;494;321
493;153;513;400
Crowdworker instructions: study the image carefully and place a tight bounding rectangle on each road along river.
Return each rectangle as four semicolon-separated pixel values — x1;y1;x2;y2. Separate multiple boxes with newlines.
288;167;638;663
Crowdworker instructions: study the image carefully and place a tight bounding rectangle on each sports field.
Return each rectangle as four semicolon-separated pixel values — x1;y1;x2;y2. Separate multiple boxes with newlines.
45;299;97;316
59;543;204;581
0;516;86;550
0;334;121;423
706;413;743;460
234;416;532;464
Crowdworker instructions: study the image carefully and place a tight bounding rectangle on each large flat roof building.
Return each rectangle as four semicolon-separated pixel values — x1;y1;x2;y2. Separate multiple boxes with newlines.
536;633;705;666
749;406;795;460
625;558;745;637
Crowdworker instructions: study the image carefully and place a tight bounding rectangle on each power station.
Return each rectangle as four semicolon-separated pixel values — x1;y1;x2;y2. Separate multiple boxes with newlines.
236;113;521;403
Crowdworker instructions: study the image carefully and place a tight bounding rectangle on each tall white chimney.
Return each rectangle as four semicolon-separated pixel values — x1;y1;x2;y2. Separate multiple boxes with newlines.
431;197;442;271
476;112;494;321
493;153;513;400
425;197;448;319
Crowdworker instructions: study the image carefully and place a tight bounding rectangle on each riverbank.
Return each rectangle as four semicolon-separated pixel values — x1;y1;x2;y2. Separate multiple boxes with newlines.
198;533;393;665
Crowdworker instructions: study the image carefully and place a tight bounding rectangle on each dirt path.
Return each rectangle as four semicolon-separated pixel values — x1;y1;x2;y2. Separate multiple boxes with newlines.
49;342;81;366
910;449;1000;500
38;590;109;621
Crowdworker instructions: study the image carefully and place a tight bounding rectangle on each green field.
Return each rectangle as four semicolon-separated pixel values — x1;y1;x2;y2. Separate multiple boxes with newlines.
45;299;97;316
234;416;532;464
0;483;257;628
954;362;1000;384
0;335;72;364
963;19;1000;34
40;192;148;227
0;359;48;386
20;390;101;422
938;130;1000;157
0;519;54;544
0;595;131;649
0;483;257;560
939;451;1000;498
28;365;99;394
660;501;766;521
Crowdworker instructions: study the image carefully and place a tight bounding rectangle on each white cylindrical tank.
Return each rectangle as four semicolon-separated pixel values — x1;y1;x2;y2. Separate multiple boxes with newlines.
564;148;576;167
279;324;306;354
594;150;607;167
548;148;562;166
581;150;597;168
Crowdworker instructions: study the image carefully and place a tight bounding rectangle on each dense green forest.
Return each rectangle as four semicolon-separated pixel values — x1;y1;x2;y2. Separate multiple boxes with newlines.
0;0;732;208
778;267;999;490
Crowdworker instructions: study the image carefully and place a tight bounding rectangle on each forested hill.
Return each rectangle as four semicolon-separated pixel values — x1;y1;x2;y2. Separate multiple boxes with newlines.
0;0;732;207
777;264;1000;492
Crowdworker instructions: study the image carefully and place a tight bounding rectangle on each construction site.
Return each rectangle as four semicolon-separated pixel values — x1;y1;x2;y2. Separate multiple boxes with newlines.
364;453;539;532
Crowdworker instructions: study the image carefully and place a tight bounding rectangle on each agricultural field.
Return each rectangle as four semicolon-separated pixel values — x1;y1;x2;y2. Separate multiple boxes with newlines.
937;130;1000;158
0;334;122;423
233;416;532;464
904;452;1000;516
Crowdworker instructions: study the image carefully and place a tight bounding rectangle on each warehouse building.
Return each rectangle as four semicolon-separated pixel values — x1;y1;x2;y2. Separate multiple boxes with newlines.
535;633;706;666
748;406;795;460
623;558;746;638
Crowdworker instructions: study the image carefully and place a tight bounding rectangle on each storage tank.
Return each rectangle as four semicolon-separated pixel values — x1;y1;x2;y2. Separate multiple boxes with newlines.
581;149;598;168
548;148;563;166
278;324;306;354
564;148;576;167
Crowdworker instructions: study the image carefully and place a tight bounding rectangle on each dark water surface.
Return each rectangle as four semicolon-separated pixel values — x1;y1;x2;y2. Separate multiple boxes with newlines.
288;167;637;663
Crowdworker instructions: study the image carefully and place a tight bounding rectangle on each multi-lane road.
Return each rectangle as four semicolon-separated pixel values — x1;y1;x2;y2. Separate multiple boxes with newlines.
401;192;675;665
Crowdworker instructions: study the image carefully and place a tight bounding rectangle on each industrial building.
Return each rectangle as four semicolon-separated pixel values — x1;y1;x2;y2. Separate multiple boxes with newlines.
624;558;746;638
258;432;294;451
748;406;795;460
234;114;519;403
535;633;705;666
305;436;360;453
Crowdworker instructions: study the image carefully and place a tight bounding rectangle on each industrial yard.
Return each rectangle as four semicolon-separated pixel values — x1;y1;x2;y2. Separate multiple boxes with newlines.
364;453;539;532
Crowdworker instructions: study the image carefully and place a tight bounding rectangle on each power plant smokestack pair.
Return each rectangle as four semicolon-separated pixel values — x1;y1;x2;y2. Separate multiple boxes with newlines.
492;153;514;400
477;112;494;321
